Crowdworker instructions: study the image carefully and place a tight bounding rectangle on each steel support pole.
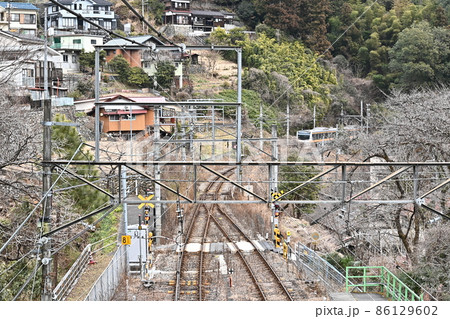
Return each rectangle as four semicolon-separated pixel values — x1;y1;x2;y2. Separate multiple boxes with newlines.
270;125;278;242
236;48;242;182
341;165;347;213
41;9;53;301
121;166;129;274
260;103;263;150
286;103;290;157
194;164;197;203
212;105;216;158
94;47;100;162
154;107;161;243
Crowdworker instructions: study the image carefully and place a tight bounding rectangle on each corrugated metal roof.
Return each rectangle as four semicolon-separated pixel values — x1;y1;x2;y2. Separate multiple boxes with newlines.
53;0;112;5
104;35;164;46
0;2;38;10
191;10;224;17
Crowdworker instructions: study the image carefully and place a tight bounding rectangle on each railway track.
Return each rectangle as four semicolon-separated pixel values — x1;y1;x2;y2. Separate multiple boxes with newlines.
174;168;294;301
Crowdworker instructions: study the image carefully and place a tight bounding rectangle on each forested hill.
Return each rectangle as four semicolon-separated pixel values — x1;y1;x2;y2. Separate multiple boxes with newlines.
204;0;450;92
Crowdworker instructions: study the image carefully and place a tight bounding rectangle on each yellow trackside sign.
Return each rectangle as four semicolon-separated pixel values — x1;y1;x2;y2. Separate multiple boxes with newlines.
138;194;155;209
121;235;131;245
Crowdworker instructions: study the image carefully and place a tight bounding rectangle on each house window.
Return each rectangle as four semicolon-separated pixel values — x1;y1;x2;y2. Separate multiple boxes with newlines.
103;20;111;29
121;114;136;120
22;69;34;77
73;39;81;44
23;14;36;24
63;55;68;62
62;18;76;27
109;115;120;121
72;55;77;63
21;29;36;36
10;14;20;22
22;69;34;87
52;6;59;12
91;39;97;44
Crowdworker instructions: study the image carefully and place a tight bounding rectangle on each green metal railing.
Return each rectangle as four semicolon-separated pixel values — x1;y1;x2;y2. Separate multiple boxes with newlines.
346;266;423;301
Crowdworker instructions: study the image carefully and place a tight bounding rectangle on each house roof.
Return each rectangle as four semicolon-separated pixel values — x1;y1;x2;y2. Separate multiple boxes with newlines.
191;10;225;18
0;2;38;10
104;35;164;47
79;94;167;114
0;30;43;45
53;0;112;6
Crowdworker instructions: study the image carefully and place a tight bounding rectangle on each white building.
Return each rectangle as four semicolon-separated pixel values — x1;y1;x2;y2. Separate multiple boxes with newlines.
0;2;38;36
0;30;70;106
46;0;117;34
51;33;104;72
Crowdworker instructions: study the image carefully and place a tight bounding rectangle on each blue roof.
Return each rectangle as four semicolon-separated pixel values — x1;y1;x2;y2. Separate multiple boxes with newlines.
0;2;38;10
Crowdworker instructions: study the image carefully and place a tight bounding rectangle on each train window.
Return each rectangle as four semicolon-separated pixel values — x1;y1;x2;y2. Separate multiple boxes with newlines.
298;132;310;140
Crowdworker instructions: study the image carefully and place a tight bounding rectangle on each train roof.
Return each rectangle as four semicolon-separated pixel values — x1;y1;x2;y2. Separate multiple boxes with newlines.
297;125;359;133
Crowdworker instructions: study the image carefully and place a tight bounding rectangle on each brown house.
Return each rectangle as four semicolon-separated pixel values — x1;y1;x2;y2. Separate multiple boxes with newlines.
103;35;164;68
87;94;176;137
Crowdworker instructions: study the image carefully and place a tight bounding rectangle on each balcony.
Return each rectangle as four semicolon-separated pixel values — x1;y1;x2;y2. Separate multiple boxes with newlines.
81;10;114;17
51;43;83;50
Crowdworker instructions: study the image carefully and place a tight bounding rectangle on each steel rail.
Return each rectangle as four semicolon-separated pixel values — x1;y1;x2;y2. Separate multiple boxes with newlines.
209;213;267;300
174;168;234;300
215;205;294;301
199;212;211;301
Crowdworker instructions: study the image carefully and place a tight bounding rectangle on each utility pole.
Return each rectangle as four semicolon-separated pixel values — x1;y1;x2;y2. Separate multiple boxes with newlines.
121;165;129;274
366;104;370;134
212;104;215;158
94;47;100;162
236;48;242;182
286;103;289;153
154;107;161;243
270;125;278;242
141;0;145;32
360;100;364;129
41;8;53;301
313;105;316;129
259;103;263;150
7;2;11;31
129;105;133;161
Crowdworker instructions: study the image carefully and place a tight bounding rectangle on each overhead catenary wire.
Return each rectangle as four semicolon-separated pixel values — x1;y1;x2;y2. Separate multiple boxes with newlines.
47;0;178;48
0;142;84;255
395;265;438;301
267;0;381;110
50;204;120;256
12;262;42;301
118;0;178;46
0;249;33;278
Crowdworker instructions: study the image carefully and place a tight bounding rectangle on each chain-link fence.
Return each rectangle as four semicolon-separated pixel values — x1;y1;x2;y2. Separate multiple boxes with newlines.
53;244;92;301
84;244;127;301
292;242;347;292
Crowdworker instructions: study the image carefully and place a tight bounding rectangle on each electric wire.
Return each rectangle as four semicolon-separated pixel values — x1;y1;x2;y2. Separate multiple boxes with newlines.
0;142;84;255
267;0;381;110
0;249;33;277
118;0;178;46
396;265;438;301
0;258;34;296
12;262;42;301
47;0;178;47
50;204;120;256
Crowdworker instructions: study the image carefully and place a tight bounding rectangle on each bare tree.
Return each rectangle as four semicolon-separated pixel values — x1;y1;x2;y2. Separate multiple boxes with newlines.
0;36;43;259
329;87;449;261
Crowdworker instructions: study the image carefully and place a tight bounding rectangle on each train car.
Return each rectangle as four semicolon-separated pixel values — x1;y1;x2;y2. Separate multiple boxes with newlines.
297;126;359;143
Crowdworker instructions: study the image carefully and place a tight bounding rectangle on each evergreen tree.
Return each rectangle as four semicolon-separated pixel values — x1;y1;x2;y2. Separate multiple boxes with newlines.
52;114;108;212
